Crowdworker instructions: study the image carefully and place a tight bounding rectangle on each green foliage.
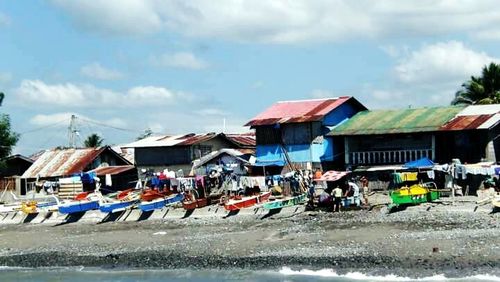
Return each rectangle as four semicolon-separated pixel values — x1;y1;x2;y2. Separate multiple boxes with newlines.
0;115;19;162
452;62;500;105
83;133;104;148
0;92;4;107
136;128;153;140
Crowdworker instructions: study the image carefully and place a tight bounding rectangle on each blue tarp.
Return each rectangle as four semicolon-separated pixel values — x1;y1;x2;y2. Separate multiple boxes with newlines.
404;157;434;168
253;160;285;167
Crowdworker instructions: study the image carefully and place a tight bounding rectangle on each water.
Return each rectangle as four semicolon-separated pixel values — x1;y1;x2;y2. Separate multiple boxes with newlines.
0;267;499;282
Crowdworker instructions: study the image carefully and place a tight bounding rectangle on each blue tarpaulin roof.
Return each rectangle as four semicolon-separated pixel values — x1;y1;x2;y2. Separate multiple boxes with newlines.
253;160;285;167
404;158;434;168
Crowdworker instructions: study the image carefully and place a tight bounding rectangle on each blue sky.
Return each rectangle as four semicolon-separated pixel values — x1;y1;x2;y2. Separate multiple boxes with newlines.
1;0;500;155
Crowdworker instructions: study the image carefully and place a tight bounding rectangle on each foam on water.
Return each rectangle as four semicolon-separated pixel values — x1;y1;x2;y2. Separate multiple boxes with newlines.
279;267;500;282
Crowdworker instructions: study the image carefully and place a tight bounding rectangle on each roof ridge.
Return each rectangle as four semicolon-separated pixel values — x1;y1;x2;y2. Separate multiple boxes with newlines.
276;97;347;103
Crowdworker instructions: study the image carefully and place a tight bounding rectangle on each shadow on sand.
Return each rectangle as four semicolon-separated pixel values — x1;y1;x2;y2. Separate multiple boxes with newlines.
55;211;86;226
99;210;126;224
137;210;154;221
260;208;281;219
223;209;240;219
23;213;39;223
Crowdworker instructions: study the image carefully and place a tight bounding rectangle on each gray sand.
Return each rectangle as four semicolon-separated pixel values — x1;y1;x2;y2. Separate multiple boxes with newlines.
0;197;498;278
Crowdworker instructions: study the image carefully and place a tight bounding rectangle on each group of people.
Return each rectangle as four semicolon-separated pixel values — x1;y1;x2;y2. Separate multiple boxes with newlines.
309;176;370;212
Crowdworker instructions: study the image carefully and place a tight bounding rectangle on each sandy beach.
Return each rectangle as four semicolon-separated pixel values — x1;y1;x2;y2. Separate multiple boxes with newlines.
0;196;498;278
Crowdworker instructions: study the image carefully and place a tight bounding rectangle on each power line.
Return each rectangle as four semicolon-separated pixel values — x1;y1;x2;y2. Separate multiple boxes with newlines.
19;119;69;135
78;117;143;134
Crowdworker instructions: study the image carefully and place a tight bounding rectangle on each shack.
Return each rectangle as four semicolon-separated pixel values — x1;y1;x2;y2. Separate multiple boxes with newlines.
246;97;367;172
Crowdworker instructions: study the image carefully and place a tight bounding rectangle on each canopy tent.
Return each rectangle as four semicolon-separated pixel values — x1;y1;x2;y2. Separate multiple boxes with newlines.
404;157;434;169
316;170;350;182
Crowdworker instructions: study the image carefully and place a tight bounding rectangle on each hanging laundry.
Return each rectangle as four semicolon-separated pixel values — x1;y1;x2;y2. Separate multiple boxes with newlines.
393;173;403;184
401;172;418;182
426;170;435;179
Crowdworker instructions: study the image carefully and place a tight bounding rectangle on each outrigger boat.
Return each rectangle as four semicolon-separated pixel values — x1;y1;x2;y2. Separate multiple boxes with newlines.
390;182;440;206
139;193;184;212
58;191;101;214
223;191;272;211
262;193;307;210
99;189;141;213
19;196;60;214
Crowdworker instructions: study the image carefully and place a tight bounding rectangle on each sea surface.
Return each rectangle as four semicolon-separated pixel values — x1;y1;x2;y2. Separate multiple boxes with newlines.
0;267;499;282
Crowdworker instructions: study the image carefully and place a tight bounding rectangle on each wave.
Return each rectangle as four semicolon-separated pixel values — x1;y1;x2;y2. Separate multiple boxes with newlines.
279;267;500;281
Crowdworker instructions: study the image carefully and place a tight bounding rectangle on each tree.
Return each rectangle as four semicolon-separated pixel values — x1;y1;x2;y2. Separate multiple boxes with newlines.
452;62;500;105
83;133;104;148
0;93;19;167
136;128;153;140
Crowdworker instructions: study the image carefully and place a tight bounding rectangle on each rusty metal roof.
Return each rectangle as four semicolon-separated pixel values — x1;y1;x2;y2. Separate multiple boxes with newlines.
329;106;465;136
224;133;256;148
90;165;136;176
21;147;106;178
245;97;366;127
440;115;494;131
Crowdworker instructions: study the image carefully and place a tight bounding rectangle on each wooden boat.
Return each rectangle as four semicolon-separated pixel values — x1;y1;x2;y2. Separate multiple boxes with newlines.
58;192;101;214
390;183;439;206
20;197;60;214
262;193;307;210
140;189;171;202
183;197;208;210
139;193;184;212
0;202;21;213
99;190;140;213
223;191;272;211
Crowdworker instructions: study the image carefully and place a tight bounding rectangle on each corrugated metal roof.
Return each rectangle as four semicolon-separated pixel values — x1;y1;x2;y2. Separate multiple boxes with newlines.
21;147;105;178
329;106;465;136
440;115;494;131
124;133;219;148
245;96;366;126
456;104;500;116
90;165;136;176
224;133;256;147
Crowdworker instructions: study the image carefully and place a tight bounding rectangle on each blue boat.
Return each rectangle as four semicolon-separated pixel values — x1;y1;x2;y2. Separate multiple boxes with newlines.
99;199;137;213
58;200;100;214
139;193;184;212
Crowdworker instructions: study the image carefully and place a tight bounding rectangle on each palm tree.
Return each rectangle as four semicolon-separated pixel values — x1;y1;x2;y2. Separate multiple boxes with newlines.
0;92;4;107
84;133;104;148
452;62;500;105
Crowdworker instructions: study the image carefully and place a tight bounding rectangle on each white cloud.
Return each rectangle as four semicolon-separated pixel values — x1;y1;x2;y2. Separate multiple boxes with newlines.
197;108;228;116
15;79;185;107
51;1;500;44
0;72;12;84
30;112;127;132
151;52;208;70
394;41;499;84
0;12;10;27
367;41;500;109
80;62;124;80
30;112;77;126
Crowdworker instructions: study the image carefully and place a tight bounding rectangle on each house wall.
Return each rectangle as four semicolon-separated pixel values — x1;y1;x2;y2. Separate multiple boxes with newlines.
135;136;237;175
323;103;360;127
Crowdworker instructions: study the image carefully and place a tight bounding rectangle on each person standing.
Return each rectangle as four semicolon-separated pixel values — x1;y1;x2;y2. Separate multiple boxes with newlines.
332;186;343;212
361;177;369;206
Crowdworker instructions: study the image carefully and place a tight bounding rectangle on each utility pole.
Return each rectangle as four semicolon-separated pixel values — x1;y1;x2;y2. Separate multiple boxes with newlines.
68;115;78;148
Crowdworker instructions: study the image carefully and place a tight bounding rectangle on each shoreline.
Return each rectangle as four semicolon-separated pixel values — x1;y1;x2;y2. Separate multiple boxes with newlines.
0;199;498;278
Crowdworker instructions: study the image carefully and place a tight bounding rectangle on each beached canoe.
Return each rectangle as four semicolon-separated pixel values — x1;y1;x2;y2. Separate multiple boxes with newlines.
390;183;439;206
183;198;208;210
262;193;307;210
20;198;59;214
99;191;140;213
140;189;171;202
223;191;271;211
139;193;184;212
59;192;101;214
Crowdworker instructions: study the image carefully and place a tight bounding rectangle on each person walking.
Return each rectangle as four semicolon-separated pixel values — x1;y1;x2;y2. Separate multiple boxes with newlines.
332;186;343;212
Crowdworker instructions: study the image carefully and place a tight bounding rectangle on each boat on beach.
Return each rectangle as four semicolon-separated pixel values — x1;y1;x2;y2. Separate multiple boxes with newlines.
390;183;440;206
58;191;101;214
223;191;272;211
262;193;307;210
99;190;141;213
138;193;184;212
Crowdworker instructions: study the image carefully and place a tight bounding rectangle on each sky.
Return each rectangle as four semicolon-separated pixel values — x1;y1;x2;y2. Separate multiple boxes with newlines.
1;0;500;155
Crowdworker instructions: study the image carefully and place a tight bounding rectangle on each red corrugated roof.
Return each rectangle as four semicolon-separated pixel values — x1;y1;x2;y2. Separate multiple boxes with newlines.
90;165;136;176
225;133;256;147
177;133;219;145
440;115;494;131
21;148;106;178
245;97;362;126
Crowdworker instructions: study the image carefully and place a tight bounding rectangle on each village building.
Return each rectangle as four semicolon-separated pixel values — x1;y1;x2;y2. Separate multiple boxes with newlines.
190;148;254;176
328;105;500;168
0;154;34;202
245;97;367;171
21;146;132;198
123;132;256;176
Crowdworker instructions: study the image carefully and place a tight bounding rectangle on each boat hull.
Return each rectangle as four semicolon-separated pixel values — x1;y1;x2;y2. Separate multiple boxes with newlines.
183;198;208;210
139;193;184;212
99;200;137;213
224;192;271;211
59;200;99;214
390;184;439;205
263;193;307;210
